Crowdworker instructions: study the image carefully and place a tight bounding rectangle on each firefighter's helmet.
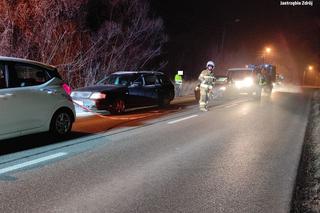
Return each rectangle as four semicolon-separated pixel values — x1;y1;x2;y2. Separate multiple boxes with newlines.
206;61;215;69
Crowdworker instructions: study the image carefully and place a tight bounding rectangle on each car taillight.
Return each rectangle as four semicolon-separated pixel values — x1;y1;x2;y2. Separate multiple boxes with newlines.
62;83;72;95
90;92;106;100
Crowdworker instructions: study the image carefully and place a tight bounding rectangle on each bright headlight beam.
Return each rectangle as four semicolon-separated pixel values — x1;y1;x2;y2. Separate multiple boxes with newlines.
243;77;253;87
219;86;226;91
90;92;106;100
235;77;254;89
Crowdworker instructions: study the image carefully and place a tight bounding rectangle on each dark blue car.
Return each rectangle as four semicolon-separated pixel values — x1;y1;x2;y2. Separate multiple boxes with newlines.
71;71;175;114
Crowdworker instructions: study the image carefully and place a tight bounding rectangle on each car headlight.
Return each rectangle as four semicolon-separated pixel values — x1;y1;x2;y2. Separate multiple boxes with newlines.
243;77;253;87
219;86;226;91
235;77;254;89
90;92;106;100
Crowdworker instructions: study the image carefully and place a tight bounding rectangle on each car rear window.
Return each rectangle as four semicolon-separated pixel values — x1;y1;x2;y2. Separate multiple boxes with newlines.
49;68;62;79
8;63;59;88
157;74;172;85
144;74;158;85
99;74;136;86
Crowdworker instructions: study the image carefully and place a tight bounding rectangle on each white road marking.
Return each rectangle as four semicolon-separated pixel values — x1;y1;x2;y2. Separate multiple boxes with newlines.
0;152;67;175
168;115;198;124
225;103;239;108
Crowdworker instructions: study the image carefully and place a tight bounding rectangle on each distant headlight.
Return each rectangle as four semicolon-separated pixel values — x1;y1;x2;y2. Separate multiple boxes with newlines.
243;77;254;87
219;86;226;91
90;92;106;100
235;77;254;89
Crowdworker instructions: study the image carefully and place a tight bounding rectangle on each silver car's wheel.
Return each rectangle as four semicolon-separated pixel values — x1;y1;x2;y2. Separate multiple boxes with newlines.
50;110;73;136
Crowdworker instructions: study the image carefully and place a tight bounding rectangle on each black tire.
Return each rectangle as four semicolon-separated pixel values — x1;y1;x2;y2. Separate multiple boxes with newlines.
159;95;171;108
50;109;73;137
111;99;126;114
195;89;200;102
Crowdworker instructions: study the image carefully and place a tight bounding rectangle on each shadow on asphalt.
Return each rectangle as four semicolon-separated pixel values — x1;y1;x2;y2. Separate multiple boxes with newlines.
0;131;90;156
0;101;198;156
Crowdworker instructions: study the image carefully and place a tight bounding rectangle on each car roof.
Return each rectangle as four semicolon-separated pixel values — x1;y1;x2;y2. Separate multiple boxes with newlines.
0;56;56;70
113;71;164;75
227;68;254;72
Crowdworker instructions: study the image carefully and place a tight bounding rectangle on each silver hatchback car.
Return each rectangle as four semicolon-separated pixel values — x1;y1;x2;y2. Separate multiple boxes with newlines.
0;56;75;140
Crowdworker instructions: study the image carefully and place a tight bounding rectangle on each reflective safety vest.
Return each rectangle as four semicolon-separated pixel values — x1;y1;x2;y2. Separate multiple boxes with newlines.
175;74;183;84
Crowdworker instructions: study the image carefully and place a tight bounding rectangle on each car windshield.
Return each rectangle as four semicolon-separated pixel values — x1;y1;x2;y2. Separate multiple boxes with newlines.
98;74;135;86
229;70;252;80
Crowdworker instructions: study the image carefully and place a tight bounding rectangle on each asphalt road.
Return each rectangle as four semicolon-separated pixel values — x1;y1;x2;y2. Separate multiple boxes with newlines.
0;90;312;213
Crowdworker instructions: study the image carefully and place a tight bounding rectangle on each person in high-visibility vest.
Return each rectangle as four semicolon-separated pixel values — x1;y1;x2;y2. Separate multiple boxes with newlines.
175;71;183;97
198;61;215;111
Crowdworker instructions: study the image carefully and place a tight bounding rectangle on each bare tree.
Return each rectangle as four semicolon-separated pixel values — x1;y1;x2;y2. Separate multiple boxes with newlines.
0;0;167;87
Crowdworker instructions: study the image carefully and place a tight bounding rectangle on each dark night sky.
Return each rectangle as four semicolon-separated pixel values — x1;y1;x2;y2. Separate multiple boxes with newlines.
150;0;320;82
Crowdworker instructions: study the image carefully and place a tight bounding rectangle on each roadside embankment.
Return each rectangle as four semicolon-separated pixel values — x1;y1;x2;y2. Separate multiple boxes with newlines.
291;90;320;212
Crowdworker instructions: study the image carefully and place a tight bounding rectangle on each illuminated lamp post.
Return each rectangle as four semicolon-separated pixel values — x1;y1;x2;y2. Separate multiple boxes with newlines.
303;65;313;86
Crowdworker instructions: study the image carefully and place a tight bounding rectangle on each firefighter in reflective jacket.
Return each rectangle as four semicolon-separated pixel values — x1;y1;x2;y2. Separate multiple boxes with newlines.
198;61;216;111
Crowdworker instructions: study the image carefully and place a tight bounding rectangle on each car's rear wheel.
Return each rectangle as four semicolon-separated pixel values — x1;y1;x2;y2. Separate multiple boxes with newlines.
195;88;200;102
50;109;73;137
159;96;171;108
111;99;126;114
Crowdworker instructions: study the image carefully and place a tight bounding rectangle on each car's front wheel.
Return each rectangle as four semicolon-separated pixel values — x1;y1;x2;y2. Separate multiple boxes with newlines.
50;109;73;137
111;99;126;114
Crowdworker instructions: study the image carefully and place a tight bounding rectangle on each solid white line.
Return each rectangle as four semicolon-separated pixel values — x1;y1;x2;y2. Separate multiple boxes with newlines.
168;115;198;124
225;103;239;108
0;152;67;175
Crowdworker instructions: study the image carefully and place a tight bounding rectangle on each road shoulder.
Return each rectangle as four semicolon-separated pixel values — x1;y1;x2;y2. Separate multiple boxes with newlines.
291;90;320;212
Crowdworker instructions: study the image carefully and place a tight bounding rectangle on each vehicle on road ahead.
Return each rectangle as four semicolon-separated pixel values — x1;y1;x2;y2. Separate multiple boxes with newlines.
71;71;175;114
0;56;75;140
227;67;262;98
227;64;276;98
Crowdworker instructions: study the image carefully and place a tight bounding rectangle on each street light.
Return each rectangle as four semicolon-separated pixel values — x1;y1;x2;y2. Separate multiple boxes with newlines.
265;47;272;54
262;47;272;64
303;65;314;86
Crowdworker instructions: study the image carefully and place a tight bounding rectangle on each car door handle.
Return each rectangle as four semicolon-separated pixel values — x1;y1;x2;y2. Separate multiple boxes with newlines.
40;88;56;94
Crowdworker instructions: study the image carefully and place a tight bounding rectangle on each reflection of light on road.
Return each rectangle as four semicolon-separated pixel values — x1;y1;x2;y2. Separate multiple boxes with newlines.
238;104;251;116
73;109;168;134
108;114;160;120
273;84;302;93
221;134;263;189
